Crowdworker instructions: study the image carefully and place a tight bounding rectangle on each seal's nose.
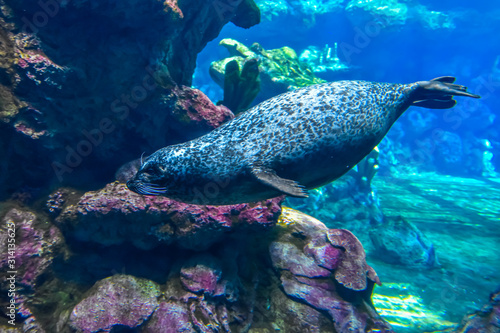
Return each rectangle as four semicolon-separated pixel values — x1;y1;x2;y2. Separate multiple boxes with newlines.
126;180;136;193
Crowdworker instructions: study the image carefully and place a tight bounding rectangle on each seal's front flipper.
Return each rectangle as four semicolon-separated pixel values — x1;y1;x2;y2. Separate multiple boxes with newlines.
412;76;480;109
251;165;308;198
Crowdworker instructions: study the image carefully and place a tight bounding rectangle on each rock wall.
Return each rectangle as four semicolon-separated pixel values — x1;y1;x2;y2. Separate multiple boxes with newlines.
0;186;393;332
0;0;259;199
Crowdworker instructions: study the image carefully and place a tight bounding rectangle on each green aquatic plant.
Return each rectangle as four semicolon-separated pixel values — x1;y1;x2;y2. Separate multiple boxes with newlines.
221;58;261;115
210;38;325;103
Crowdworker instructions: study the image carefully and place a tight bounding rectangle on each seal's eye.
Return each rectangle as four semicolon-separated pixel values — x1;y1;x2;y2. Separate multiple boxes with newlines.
142;165;159;176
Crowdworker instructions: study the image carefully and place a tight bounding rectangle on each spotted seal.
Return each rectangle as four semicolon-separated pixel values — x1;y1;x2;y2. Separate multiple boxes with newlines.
127;77;479;205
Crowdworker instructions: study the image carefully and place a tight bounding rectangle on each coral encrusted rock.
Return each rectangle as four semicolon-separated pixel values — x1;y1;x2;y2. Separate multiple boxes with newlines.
433;287;500;333
0;199;393;331
54;182;283;250
270;207;392;333
0;207;63;328
69;275;161;332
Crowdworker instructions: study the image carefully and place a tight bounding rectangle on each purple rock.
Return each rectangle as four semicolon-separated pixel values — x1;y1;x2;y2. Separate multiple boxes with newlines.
70;275;160;332
270;241;332;278
0;208;62;287
56;182;283;250
169;85;234;129
303;234;342;271
271;208;391;332
143;301;194;332
327;229;381;290
180;256;222;296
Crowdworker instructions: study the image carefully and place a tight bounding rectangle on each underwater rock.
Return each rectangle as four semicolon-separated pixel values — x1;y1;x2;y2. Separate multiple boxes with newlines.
180;254;225;297
55;182;282;250
448;287;500;333
69;274;161;332
231;0;261;29
271;207;391;333
45;188;82;217
0;208;62;287
0;207;63;327
327;229;381;290
167;85;234;132
210;39;325;103
286;173;384;253
370;216;438;268
2;202;393;331
142;301;194;332
345;0;454;30
0;0;258;199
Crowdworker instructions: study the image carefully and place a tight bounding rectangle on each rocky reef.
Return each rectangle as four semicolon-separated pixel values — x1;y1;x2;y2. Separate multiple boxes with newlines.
0;0;260;199
54;181;282;250
370;216;439;269
0;183;393;332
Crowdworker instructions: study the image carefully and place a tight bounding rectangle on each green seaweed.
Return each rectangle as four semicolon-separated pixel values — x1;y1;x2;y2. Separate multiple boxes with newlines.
210;39;325;104
221;58;261;115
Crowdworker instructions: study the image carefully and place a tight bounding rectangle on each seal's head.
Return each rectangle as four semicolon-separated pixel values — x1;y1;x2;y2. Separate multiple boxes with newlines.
126;156;168;196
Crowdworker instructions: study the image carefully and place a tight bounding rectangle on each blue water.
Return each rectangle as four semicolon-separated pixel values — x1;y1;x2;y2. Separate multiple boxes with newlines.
193;1;500;330
195;1;500;176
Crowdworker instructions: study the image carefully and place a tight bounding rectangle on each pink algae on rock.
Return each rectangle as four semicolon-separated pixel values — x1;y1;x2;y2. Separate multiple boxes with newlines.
55;182;283;250
270;207;392;333
0;208;62;287
327;229;381;291
70;275;161;332
163;0;184;19
169;85;234;129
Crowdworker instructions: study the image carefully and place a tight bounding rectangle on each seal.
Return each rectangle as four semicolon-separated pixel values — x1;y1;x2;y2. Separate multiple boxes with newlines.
127;77;479;205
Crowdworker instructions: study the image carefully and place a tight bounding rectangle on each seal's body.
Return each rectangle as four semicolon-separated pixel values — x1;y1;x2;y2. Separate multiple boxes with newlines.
127;77;479;205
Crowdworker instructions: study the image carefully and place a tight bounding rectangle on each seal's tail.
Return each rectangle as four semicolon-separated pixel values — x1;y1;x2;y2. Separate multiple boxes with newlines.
412;76;480;109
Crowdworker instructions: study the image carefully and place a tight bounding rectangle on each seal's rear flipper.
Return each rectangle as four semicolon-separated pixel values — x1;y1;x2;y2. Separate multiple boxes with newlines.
412;76;480;109
251;165;308;198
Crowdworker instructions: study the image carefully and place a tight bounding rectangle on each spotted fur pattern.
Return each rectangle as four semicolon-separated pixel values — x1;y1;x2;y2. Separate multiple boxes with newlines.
129;80;417;204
